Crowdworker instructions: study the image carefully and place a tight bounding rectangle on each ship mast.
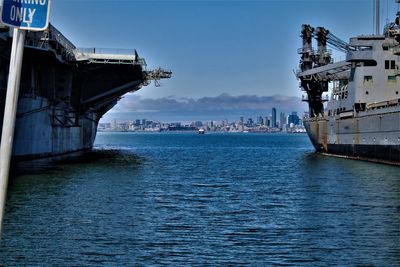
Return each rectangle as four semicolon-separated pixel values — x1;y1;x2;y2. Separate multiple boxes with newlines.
375;0;381;35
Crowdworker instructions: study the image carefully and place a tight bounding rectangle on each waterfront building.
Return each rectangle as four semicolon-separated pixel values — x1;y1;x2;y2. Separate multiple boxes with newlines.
191;121;203;128
280;112;286;128
288;112;300;125
239;116;244;126
264;116;269;127
272;108;277;128
257;116;264;126
246;118;254;127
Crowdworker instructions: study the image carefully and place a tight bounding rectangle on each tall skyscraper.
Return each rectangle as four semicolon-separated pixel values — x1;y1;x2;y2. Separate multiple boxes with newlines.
280;112;286;127
272;107;277;128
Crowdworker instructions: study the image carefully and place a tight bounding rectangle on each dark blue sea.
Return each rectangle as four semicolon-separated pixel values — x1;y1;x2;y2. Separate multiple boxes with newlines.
1;132;399;266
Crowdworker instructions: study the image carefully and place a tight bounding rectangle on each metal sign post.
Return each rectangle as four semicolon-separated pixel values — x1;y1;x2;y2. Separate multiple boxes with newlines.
0;0;51;235
0;28;25;234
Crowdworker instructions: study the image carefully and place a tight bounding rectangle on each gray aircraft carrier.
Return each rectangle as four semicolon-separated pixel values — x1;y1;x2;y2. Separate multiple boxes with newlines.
297;0;400;165
0;23;171;161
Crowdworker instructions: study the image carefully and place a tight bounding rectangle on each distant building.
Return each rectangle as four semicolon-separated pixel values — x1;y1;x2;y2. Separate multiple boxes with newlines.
117;122;129;131
264;116;269;127
192;121;203;128
239;116;244;125
98;122;111;131
288;112;300;125
272;107;277;128
170;122;181;127
280;112;286;127
257;116;263;126
246;118;254;127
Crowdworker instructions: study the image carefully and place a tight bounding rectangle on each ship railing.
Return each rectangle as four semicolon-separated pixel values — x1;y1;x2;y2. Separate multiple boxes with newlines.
24;24;76;62
314;49;332;56
367;99;400;110
74;48;145;65
297;48;332;55
74;48;136;55
47;24;76;52
301;94;329;102
297;48;314;54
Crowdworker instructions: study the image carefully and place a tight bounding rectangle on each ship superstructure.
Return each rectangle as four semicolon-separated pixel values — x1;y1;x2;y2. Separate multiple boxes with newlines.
0;23;171;160
297;1;400;165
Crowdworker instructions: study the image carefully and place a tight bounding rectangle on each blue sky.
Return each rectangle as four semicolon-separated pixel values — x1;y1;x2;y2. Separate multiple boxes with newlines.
49;0;399;121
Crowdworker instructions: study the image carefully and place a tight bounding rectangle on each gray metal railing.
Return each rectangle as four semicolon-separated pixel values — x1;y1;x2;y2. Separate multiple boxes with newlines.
74;48;136;55
48;24;76;52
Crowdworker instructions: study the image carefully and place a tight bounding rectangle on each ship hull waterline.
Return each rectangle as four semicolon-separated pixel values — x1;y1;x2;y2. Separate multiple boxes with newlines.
304;115;400;166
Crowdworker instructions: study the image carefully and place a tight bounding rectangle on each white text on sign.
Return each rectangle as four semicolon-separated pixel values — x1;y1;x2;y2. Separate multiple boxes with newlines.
9;7;35;24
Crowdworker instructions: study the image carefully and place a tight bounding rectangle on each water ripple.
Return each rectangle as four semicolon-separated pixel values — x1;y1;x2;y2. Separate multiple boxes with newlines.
1;133;399;266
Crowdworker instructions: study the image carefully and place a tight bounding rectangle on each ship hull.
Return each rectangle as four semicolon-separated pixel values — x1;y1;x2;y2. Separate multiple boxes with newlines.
304;108;400;165
0;27;148;162
11;97;98;161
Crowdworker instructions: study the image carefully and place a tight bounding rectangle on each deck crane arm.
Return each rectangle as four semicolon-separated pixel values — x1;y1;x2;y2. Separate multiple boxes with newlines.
326;32;356;53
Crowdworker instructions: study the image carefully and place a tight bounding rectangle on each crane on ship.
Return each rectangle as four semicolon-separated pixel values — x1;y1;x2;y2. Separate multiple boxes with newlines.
297;0;400;118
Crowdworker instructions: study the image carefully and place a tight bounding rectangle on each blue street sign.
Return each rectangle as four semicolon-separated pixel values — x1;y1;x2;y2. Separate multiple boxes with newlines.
1;0;51;31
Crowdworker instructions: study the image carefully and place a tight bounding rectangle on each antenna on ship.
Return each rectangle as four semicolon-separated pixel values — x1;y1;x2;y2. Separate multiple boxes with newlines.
386;0;389;25
374;0;381;35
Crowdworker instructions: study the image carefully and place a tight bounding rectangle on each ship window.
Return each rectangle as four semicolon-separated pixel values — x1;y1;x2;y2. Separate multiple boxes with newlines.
364;76;373;82
364;61;377;67
385;60;390;69
388;76;396;82
391;60;396;70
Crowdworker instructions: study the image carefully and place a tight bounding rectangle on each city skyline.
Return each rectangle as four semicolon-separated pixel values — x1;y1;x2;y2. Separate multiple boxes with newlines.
99;111;306;133
100;93;308;123
100;106;304;130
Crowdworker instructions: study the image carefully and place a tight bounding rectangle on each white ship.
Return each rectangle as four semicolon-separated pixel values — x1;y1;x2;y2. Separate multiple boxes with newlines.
297;0;400;165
